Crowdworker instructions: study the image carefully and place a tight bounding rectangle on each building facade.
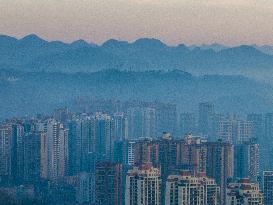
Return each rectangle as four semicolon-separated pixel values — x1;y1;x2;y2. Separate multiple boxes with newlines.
165;173;220;205
125;165;161;205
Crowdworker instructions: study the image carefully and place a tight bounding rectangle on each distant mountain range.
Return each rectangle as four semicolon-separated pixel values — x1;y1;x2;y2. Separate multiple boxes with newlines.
1;34;273;78
1;34;273;119
1;69;273;119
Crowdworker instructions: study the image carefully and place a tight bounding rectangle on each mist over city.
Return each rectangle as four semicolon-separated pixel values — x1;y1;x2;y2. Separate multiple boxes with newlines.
1;0;273;205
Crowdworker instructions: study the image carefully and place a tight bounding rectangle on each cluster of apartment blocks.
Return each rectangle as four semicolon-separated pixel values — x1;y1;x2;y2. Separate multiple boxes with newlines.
1;101;273;204
0;119;264;205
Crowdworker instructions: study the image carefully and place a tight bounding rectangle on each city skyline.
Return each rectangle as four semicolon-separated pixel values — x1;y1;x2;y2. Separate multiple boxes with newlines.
1;0;273;204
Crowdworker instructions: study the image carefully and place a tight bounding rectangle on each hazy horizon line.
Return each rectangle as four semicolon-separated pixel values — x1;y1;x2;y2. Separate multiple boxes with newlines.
1;32;273;47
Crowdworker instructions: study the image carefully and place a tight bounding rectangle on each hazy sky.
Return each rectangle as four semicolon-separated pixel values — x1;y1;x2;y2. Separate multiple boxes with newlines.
0;0;273;45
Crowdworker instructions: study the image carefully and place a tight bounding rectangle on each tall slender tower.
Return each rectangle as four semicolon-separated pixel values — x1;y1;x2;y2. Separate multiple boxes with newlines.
206;141;234;205
0;125;12;178
198;102;215;139
40;119;68;181
95;162;123;205
234;141;260;182
264;171;273;205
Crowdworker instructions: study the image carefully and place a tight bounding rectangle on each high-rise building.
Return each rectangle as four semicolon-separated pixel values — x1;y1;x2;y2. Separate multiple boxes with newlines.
40;131;48;180
158;133;177;203
76;172;95;204
247;114;263;140
217;119;252;145
158;133;177;178
127;141;135;166
132;138;159;166
179;113;196;136
113;113;128;141
206;141;234;205
67;116;96;175
23;132;41;183
176;135;207;176
165;172;220;205
198;102;215;139
264;113;273;141
53;107;72;123
113;140;130;164
95;114;114;161
125;164;161;205
234;141;260;182
95;162;123;205
263;171;273;205
226;179;263;205
218;119;233;143
154;103;177;137
264;113;273;170
0;124;12;178
234;120;252;144
11;123;25;182
40;119;69;181
127;106;156;139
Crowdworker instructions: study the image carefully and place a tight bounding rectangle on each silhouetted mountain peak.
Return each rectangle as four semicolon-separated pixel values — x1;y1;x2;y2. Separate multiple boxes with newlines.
1;33;273;73
235;45;258;51
190;43;228;52
221;45;265;56
19;34;47;46
0;34;17;46
0;34;17;42
70;39;91;48
102;39;129;48
176;44;188;49
49;40;67;47
133;38;167;49
253;45;273;55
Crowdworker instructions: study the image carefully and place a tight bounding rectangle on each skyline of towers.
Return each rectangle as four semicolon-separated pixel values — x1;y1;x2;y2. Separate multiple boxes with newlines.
1;101;272;205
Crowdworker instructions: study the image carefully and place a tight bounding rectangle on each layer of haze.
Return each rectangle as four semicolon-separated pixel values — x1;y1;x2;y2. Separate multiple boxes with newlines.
0;0;273;45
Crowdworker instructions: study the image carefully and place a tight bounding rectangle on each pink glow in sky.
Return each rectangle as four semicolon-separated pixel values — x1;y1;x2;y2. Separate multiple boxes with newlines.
0;0;273;45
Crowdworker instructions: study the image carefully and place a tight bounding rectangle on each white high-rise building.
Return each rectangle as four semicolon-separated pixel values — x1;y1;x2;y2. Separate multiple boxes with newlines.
113;113;128;141
125;164;161;205
217;119;252;144
218;120;233;143
235;120;252;144
226;179;263;205
165;173;220;205
40;119;68;181
127;141;135;166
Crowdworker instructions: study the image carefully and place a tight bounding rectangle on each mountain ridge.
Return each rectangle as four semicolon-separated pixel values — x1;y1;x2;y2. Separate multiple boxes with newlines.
1;34;273;80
